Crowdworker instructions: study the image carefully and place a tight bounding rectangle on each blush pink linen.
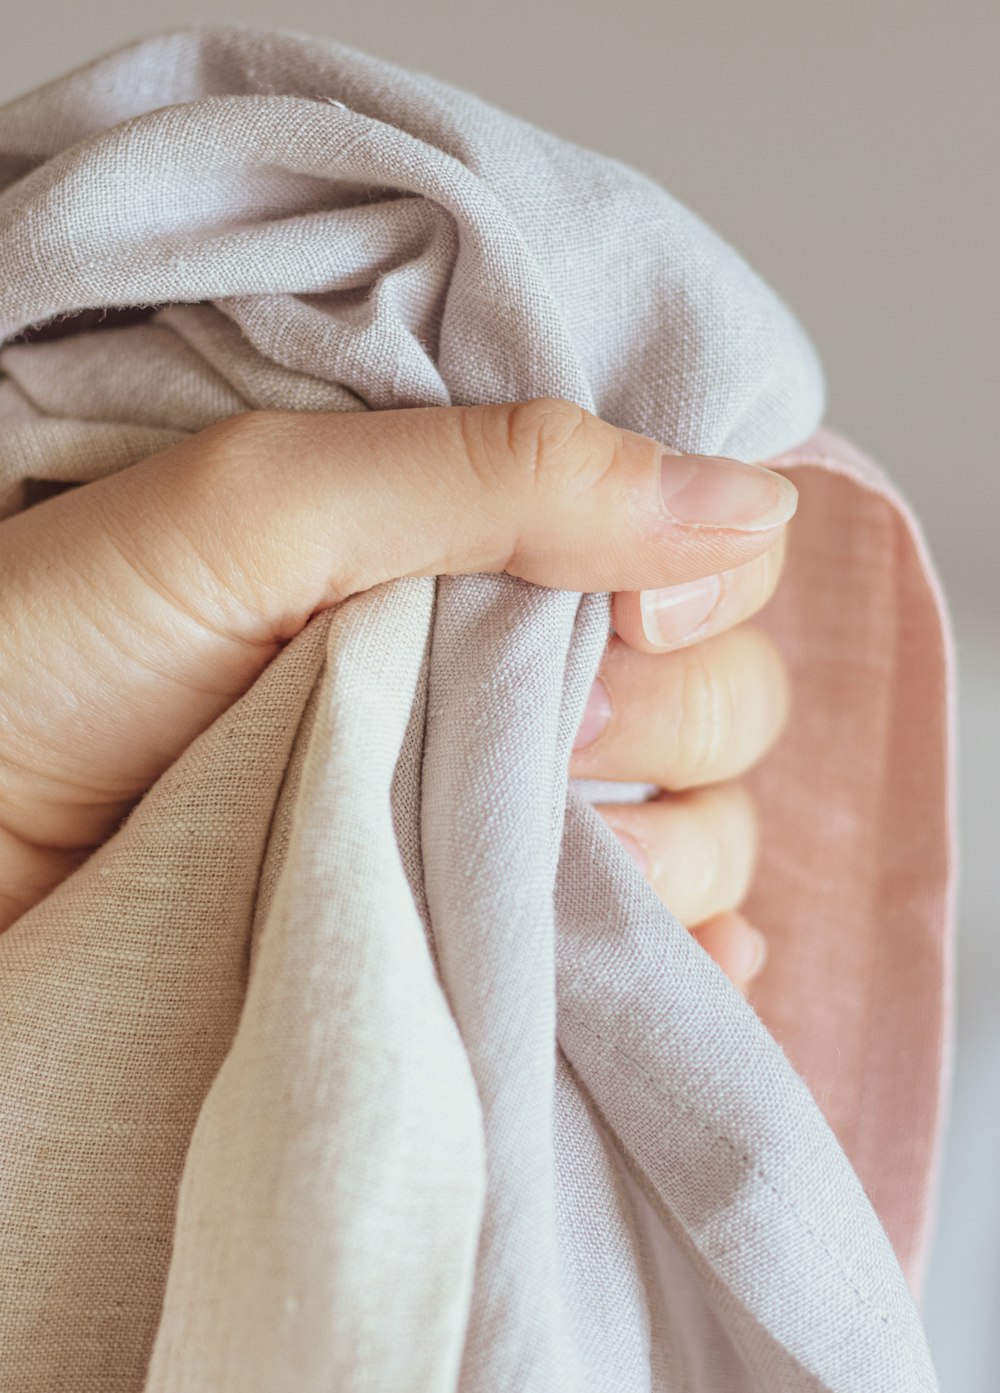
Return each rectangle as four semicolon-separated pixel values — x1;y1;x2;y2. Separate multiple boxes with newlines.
748;428;956;1297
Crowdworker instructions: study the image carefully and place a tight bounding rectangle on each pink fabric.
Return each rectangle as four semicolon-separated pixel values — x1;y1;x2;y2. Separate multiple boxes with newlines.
746;427;957;1296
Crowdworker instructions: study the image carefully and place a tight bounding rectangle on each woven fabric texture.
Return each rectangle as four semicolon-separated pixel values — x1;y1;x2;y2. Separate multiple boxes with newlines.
0;26;952;1393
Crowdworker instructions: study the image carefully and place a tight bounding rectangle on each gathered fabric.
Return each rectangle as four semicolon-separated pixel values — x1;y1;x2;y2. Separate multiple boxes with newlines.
0;26;953;1393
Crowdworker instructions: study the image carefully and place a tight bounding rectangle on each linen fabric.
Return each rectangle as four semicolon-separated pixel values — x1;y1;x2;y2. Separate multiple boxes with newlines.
0;26;953;1393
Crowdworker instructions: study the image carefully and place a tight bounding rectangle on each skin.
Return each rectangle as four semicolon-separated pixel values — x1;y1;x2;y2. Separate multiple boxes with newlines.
0;399;793;994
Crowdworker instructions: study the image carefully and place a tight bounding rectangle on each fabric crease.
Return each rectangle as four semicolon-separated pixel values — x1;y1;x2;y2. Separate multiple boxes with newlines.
0;25;951;1393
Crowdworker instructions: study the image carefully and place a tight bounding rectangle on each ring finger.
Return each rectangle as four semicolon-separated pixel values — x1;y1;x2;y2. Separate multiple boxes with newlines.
596;782;758;927
596;782;766;993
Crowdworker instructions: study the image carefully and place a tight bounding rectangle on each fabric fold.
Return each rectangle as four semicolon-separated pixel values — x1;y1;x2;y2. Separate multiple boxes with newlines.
0;26;952;1393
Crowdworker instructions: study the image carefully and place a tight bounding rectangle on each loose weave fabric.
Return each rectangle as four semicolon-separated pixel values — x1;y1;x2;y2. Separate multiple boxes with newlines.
0;26;953;1393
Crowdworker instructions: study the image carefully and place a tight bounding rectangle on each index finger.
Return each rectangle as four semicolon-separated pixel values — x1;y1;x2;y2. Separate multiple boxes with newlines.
611;527;788;653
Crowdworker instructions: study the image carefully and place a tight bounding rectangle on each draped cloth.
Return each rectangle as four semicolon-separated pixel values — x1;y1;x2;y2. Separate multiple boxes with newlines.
0;26;953;1393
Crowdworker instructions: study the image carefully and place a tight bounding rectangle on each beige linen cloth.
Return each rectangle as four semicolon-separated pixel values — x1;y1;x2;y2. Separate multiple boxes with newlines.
0;25;954;1393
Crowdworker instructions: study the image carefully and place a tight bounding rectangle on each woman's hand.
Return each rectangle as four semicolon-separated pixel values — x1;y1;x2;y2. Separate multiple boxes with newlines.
572;536;788;994
0;399;796;987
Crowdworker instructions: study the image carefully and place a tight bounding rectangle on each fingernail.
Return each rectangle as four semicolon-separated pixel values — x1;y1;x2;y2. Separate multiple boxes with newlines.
660;453;797;532
640;573;722;648
573;677;612;750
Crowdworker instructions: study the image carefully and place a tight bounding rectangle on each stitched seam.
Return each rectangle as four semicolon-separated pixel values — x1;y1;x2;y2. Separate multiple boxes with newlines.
563;1013;892;1329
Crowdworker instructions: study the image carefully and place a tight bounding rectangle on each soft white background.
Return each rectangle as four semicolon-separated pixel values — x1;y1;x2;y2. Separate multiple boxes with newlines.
2;3;996;1386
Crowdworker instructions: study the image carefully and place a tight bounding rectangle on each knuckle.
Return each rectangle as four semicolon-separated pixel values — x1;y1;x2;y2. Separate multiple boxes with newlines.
677;784;757;921
197;409;285;469
118;413;289;637
175;411;304;521
144;421;245;526
489;397;607;493
169;414;258;502
744;624;791;728
675;645;737;786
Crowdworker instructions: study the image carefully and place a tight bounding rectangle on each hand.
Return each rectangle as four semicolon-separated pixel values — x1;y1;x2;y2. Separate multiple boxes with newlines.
571;534;788;994
0;399;797;990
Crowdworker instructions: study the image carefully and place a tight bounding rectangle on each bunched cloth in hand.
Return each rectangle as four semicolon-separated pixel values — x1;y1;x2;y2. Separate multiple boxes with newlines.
0;26;954;1393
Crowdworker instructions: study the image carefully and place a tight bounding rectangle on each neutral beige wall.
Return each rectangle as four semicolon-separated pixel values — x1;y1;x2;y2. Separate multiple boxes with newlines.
2;0;997;614
2;3;997;1387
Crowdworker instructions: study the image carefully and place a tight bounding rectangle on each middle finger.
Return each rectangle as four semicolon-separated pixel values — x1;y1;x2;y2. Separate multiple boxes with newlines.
570;623;789;790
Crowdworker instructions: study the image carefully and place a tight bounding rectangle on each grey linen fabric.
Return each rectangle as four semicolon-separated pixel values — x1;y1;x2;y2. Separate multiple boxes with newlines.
0;25;940;1393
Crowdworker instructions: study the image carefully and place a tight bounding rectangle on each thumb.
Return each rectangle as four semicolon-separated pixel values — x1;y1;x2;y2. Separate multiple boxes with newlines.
177;399;796;618
0;399;795;891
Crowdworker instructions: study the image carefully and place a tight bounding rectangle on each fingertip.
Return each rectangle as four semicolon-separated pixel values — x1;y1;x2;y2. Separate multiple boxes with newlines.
659;453;798;533
692;910;767;993
611;525;789;654
741;922;768;984
612;579;723;654
610;591;650;650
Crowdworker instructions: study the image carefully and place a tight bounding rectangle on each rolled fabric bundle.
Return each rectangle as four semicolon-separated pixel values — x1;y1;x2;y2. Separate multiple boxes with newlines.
0;26;953;1393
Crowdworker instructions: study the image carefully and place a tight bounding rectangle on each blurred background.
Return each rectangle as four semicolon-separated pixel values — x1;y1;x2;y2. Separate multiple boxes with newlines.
2;2;996;1385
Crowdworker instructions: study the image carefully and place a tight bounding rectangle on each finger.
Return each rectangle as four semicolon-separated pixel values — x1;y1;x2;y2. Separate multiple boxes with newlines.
570;624;789;790
691;911;768;994
611;528;788;654
78;399;798;646
595;782;758;929
0;400;796;858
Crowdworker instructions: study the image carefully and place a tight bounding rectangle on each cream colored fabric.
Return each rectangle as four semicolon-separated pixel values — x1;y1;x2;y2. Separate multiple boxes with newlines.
0;26;951;1393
